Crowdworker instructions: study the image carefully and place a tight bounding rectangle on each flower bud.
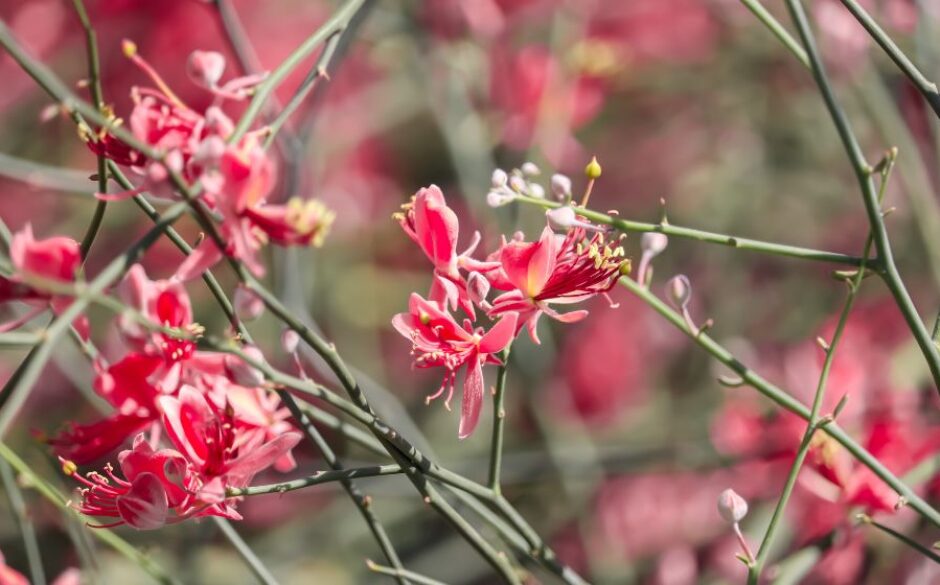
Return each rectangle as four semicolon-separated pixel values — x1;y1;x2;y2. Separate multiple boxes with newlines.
585;156;602;180
509;174;527;193
467;272;491;305
528;183;545;199
234;285;264;321
491;168;508;188
487;188;516;208
281;329;300;354
717;488;748;524
193;135;227;166
521;161;540;177
550;173;572;201
641;233;669;257
224;346;266;387
546;206;603;232
187;50;226;88
666;275;691;310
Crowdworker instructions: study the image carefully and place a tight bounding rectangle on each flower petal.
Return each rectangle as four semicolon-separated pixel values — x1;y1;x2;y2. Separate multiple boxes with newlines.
458;357;484;440
478;312;518;354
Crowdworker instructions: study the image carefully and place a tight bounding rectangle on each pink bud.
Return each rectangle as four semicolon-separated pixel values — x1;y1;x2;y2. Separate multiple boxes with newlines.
550;173;571;201
187;50;226;88
717;488;748;523
281;329;300;354
666;275;691;310
546;207;604;233
467;272;491;305
234;285;264;321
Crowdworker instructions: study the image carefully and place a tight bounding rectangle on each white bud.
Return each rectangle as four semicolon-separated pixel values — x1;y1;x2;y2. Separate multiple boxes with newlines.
666;275;691;310
224;346;265;387
717;488;748;524
528;183;545;199
550;174;572;201
487;188;517;208
641;233;669;257
546;206;604;233
521;162;540;177
509;175;527;193
233;285;264;321
193;135;227;166
281;329;300;354
467;272;491;305
491;168;508;188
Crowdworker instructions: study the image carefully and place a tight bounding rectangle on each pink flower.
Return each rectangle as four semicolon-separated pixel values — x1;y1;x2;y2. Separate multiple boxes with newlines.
488;223;626;343
0;225;85;334
0;549;29;585
62;435;189;530
392;293;517;438
159;386;302;496
396;185;496;317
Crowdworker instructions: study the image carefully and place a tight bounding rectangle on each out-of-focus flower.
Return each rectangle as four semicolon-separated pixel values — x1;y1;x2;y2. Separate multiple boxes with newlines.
0;548;29;585
0;225;85;335
392;292;517;438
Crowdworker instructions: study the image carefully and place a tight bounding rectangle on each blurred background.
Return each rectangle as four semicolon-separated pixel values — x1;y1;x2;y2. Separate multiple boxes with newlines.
2;0;940;583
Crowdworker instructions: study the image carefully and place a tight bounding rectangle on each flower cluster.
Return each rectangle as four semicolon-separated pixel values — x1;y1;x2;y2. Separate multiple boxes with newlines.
88;42;334;277
51;265;300;530
393;175;628;438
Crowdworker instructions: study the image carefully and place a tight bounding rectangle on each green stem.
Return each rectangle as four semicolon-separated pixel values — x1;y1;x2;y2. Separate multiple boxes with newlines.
0;458;46;585
738;0;809;66
838;0;940;118
488;347;511;493
749;123;894;585
228;464;403;497
785;0;940;397
618;276;940;528
514;195;868;267
212;519;281;585
857;514;940;563
229;0;367;142
366;560;449;585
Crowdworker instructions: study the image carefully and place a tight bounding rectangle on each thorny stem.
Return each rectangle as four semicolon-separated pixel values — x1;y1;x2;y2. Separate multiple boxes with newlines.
488;347;511;493
785;0;940;398
618;276;940;528
228;465;403;497
514;195;869;267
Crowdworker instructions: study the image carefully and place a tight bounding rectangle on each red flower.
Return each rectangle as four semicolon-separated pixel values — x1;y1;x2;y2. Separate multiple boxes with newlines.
392;293;517;438
488;224;626;343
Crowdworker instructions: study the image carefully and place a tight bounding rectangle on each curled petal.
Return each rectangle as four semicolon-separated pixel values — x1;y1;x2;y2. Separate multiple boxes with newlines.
458;357;484;440
478;312;518;354
117;472;169;530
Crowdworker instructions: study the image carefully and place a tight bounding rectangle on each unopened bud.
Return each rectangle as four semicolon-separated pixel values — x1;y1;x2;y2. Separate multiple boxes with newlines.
546;206;603;232
224;346;266;387
666;275;691;310
234;285;264;321
281;329;300;354
641;233;668;257
585;156;602;180
491;168;508;188
528;183;545;199
509;174;527;193
717;488;748;524
187;50;226;88
550;174;572;201
521;162;540;177
467;272;491;305
487;188;517;208
194;135;227;166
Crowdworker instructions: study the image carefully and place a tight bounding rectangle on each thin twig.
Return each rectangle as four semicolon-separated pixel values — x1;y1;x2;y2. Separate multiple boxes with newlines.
488;347;511;493
0;458;46;585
